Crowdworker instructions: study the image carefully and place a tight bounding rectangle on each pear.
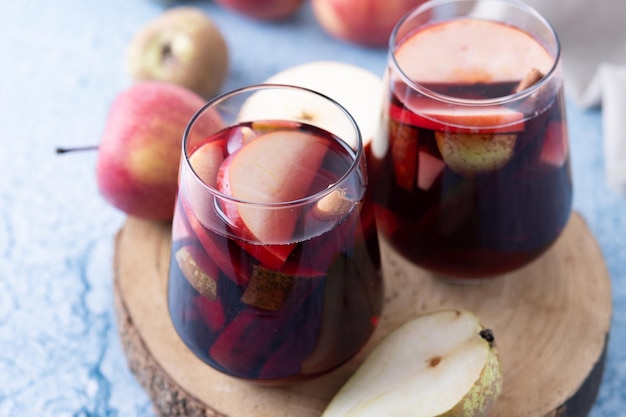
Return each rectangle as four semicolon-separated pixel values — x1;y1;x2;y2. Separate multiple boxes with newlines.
174;245;218;300
435;132;517;176
126;7;229;99
322;309;503;417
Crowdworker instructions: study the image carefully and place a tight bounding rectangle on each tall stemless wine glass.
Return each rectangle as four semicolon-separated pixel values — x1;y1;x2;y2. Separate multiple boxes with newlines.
167;84;383;384
368;0;573;281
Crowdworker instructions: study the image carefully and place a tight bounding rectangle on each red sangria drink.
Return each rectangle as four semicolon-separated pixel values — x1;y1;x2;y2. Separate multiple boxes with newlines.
369;0;572;280
167;85;383;384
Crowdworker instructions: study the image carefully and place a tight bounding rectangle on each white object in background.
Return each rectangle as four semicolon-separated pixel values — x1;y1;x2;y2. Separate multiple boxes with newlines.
599;65;626;194
523;0;626;194
473;0;626;193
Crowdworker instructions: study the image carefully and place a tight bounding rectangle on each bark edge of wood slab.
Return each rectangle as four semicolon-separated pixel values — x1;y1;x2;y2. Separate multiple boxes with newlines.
112;212;612;417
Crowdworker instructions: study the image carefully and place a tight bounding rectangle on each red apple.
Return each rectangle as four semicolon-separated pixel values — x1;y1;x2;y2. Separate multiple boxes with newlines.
215;0;305;21
96;81;222;221
311;0;427;47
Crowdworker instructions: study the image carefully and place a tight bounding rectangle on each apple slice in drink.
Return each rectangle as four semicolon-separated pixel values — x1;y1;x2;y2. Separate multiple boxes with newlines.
224;122;301;155
392;99;526;134
394;19;554;88
179;198;251;286
172;203;195;243
216;152;297;269
209;308;281;377
217;130;329;244
417;151;446;191
226;125;258;154
540;120;569;167
389;99;522;176
390;119;418;191
188;139;225;187
192;294;226;333
311;188;355;222
210;293;316;378
186;139;225;225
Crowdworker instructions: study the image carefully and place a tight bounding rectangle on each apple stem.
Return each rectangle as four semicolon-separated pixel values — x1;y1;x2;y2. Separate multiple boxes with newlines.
55;145;99;154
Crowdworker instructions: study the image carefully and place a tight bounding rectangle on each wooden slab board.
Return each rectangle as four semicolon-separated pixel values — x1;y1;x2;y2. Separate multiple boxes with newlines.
113;212;612;417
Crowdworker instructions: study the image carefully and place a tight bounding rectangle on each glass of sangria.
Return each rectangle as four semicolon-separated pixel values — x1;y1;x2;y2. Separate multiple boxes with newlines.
167;84;383;384
369;0;572;281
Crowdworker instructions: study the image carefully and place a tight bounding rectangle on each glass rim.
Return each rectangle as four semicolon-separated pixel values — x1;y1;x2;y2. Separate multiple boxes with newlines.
182;83;365;208
389;0;562;106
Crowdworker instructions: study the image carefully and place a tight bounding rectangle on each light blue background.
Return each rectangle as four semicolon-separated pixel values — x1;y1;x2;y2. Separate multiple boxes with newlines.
0;1;624;416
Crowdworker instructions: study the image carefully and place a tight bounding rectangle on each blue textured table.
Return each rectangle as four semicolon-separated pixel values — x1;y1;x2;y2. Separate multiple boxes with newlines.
1;1;624;416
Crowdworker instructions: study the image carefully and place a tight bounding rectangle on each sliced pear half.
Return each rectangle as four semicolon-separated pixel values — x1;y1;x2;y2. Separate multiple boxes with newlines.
322;309;503;417
238;61;383;151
